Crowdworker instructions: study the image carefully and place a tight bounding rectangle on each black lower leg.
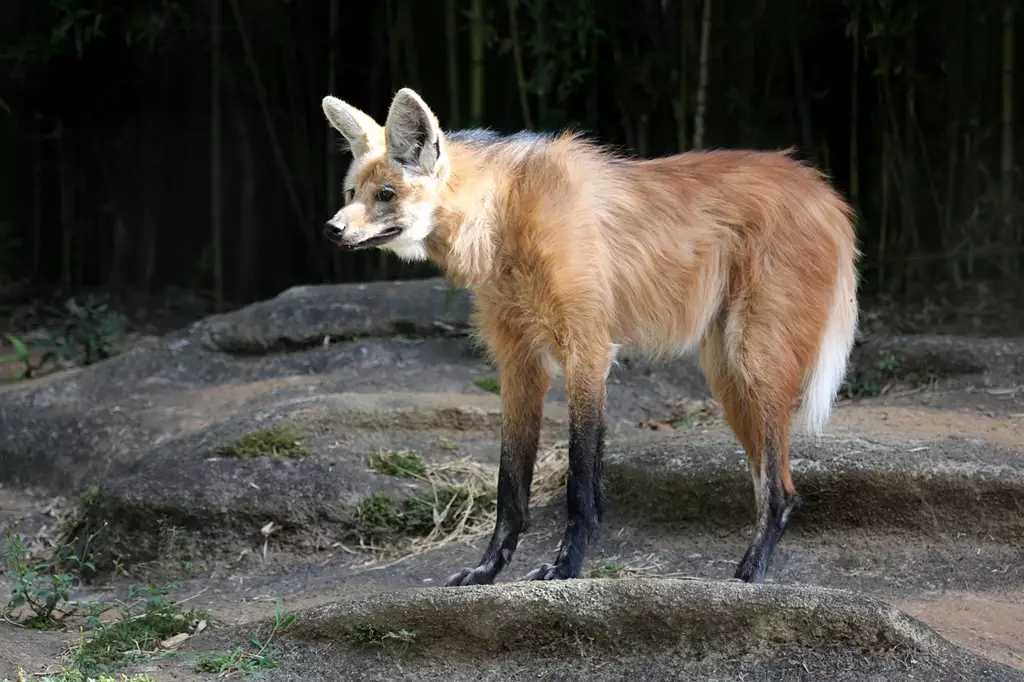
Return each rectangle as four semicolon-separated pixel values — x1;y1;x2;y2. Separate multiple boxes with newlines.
593;426;607;524
734;445;801;584
525;395;604;581
445;426;540;586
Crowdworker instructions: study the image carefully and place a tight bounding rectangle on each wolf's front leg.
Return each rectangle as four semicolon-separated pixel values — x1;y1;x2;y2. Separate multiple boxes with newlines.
524;347;609;581
445;349;550;587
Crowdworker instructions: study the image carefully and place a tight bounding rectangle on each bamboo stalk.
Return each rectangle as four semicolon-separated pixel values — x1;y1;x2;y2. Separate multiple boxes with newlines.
211;0;224;311
1002;1;1016;274
446;0;461;126
228;0;323;278
469;0;485;125
693;0;712;150
507;0;534;129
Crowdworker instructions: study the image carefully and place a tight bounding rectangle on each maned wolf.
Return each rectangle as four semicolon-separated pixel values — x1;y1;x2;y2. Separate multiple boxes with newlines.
321;88;859;586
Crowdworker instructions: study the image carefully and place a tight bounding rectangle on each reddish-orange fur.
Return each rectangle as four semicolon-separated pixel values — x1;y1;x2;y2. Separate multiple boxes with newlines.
322;89;859;584
427;137;856;453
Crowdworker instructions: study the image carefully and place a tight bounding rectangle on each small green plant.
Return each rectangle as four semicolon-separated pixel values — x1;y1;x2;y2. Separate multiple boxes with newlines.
36;295;125;367
74;581;209;675
2;669;154;682
840;353;905;398
215;425;308;460
0;334;35;379
587;559;627;579
876;354;902;375
344;623;418;651
840;374;879;398
353;493;405;542
192;643;276;675
437;438;460;452
2;521;104;628
2;523;207;677
368;449;426;478
473;376;501;394
195;646;280;677
80;484;103;506
353;487;496;545
195;599;294;677
273;598;298;634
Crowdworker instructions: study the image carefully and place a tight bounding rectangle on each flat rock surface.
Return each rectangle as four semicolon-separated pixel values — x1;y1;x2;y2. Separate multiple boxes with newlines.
1;277;1023;680
145;579;1022;682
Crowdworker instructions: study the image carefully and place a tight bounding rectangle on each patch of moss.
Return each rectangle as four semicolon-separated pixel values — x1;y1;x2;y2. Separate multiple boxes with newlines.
437;438;460;452
473;376;501;394
80;484;103;506
588;560;627;579
215;425;308;460
368;449;426;478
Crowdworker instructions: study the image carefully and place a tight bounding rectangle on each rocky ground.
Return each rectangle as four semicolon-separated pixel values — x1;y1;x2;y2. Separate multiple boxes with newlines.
0;277;1022;681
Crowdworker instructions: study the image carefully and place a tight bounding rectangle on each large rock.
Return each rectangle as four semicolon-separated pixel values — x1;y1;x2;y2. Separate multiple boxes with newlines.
177;578;1024;681
605;430;1024;540
1;280;1023;568
188;277;474;354
0;334;498;491
854;334;1024;380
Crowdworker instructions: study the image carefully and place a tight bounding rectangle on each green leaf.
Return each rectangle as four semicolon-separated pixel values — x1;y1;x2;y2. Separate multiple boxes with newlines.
6;333;27;355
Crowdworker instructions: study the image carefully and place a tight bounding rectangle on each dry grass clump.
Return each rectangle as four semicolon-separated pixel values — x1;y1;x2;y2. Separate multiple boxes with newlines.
353;442;568;562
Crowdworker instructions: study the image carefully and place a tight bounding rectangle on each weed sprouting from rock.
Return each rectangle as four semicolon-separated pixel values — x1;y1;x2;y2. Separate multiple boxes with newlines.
194;599;296;677
345;623;418;652
472;376;501;394
841;353;906;398
195;647;280;677
368;449;427;478
437;438;460;452
215;425;308;460
588;560;628;579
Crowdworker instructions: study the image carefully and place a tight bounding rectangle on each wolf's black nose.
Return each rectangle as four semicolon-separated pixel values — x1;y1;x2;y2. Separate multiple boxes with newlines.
323;220;346;242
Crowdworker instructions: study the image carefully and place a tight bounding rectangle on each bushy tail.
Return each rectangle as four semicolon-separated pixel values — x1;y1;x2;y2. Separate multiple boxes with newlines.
796;257;858;437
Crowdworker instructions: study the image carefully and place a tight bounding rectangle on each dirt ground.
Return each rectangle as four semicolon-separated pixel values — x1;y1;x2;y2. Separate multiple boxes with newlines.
1;279;1023;679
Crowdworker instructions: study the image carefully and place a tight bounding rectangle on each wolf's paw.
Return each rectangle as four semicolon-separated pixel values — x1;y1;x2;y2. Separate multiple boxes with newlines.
444;565;496;587
523;562;578;581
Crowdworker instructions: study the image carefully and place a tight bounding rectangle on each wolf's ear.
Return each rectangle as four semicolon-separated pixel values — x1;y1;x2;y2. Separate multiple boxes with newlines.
322;96;384;159
384;88;449;178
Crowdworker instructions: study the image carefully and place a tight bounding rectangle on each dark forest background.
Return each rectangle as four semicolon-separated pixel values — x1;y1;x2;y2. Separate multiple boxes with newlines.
0;0;1021;315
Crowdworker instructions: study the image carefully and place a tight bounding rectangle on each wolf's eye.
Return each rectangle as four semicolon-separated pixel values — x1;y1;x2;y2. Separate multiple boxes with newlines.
375;185;396;203
345;188;354;203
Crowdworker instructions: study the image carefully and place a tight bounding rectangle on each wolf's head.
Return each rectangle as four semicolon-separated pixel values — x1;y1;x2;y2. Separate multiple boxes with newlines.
321;88;450;262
